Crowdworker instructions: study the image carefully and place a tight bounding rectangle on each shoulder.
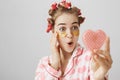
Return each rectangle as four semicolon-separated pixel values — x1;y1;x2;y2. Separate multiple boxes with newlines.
38;56;50;65
36;56;50;69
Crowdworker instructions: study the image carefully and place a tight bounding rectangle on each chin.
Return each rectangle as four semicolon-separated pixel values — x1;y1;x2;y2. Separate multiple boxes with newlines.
63;45;76;53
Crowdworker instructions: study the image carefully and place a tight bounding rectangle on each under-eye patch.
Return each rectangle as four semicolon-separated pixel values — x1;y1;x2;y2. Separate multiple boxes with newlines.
58;30;79;38
72;30;79;36
58;32;67;37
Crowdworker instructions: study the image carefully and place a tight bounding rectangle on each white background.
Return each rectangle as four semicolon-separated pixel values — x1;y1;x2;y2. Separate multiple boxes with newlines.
0;0;120;80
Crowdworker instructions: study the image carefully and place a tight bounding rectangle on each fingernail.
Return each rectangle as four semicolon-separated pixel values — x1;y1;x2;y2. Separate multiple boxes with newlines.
93;49;97;52
94;55;98;59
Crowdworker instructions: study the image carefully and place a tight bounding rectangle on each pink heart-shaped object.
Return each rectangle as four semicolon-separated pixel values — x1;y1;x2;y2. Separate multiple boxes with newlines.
82;29;107;51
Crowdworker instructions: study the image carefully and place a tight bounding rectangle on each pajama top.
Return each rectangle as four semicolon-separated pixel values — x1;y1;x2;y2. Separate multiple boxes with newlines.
35;44;108;80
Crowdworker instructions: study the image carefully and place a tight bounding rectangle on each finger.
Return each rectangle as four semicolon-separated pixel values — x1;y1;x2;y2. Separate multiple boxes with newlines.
50;32;59;47
94;50;107;59
95;50;113;64
91;57;99;72
97;50;107;58
104;37;113;63
102;37;111;60
94;54;111;69
92;49;105;59
50;33;55;45
106;53;113;65
105;37;110;53
91;49;99;56
93;49;103;54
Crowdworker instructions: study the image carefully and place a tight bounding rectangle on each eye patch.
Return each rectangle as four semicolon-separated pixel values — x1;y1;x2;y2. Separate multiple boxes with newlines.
58;30;79;38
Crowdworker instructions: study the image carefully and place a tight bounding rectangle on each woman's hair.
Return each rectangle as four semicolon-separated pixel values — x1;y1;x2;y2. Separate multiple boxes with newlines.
46;0;85;33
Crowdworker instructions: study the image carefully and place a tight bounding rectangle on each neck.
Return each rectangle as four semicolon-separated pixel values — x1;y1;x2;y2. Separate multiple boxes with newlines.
60;49;72;63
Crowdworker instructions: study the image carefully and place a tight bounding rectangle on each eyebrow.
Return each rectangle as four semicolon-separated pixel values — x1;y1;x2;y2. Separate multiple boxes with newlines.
57;22;79;26
57;23;66;26
72;22;79;25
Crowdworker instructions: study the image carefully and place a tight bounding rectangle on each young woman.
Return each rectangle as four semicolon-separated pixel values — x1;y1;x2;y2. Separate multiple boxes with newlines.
35;0;112;80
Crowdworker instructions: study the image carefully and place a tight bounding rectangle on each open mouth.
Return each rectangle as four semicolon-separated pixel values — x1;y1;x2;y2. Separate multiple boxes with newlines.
68;42;73;45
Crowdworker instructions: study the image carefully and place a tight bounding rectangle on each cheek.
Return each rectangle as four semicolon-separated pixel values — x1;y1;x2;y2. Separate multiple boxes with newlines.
72;30;79;36
58;32;67;38
58;37;65;46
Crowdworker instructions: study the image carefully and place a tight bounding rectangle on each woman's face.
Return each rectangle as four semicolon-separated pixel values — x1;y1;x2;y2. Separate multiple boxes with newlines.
54;13;80;53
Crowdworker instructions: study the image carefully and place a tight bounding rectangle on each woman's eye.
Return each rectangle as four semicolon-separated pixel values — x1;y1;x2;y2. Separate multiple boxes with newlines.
72;26;79;30
59;27;66;32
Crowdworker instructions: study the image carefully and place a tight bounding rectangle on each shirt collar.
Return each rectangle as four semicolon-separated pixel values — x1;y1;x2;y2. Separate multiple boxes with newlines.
72;43;83;58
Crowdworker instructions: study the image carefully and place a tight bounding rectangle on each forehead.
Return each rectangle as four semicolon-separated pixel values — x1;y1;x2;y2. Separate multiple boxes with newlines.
55;13;78;26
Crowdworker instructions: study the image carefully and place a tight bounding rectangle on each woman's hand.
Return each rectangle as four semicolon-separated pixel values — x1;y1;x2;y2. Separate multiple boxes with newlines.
50;32;61;70
91;37;113;80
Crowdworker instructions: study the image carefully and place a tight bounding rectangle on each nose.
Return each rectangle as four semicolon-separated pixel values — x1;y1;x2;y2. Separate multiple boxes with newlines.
66;29;73;38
